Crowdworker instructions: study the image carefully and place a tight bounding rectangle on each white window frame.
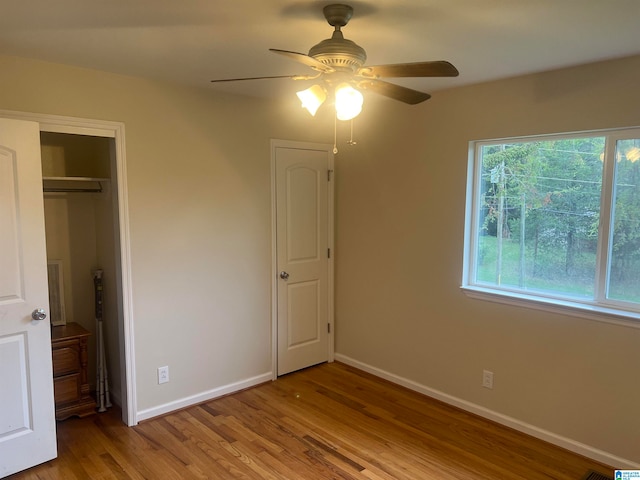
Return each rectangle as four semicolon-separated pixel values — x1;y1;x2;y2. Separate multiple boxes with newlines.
462;126;640;328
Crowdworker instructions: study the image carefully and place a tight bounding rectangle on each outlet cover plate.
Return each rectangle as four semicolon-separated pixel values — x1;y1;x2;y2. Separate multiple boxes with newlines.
158;366;169;384
482;370;494;389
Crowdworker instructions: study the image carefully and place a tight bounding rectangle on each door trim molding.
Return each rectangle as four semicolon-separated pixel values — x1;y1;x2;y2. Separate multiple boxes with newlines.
0;109;138;426
270;139;335;379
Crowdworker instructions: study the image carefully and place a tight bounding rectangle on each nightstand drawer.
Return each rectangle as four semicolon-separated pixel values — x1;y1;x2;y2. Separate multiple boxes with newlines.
54;373;80;406
51;323;95;420
52;346;79;377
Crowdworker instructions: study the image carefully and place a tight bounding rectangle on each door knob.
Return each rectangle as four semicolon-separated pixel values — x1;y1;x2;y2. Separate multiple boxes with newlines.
279;271;290;280
31;308;47;321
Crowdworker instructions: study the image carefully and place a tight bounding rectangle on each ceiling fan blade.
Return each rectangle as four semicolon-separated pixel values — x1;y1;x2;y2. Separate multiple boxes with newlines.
357;61;459;79
269;49;335;73
211;75;304;83
358;80;431;105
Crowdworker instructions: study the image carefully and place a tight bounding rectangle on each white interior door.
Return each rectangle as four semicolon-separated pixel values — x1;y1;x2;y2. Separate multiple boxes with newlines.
274;141;333;376
0;118;57;477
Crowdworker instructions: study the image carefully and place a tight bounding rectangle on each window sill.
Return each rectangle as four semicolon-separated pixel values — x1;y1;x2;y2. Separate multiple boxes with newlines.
461;285;640;329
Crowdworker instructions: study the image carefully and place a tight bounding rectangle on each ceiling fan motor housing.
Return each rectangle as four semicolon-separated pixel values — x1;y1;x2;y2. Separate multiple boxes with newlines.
308;31;367;72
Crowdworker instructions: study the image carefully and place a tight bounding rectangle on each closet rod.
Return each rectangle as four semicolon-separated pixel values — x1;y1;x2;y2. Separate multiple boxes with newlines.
43;187;103;193
42;177;105;193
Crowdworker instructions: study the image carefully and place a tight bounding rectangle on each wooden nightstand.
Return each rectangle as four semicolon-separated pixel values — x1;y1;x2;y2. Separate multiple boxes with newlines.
51;322;96;420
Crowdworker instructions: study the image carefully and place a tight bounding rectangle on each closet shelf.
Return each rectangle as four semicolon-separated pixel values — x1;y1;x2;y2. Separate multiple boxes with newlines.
43;176;109;193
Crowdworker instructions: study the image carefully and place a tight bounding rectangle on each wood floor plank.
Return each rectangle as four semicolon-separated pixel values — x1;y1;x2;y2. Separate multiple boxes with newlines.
8;362;613;480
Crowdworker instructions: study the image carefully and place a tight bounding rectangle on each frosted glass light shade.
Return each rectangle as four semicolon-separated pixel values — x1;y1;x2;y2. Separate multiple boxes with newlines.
296;85;326;116
335;83;363;121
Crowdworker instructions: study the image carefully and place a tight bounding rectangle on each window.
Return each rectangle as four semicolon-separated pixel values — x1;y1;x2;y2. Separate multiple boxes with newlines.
463;128;640;321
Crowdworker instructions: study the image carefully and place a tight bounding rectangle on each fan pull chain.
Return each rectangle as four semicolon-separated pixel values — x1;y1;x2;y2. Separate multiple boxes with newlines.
333;118;358;155
333;115;338;154
348;119;357;146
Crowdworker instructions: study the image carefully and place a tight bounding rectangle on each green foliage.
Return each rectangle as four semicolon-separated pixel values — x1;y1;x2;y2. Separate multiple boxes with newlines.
477;235;640;302
609;139;640;294
475;135;640;304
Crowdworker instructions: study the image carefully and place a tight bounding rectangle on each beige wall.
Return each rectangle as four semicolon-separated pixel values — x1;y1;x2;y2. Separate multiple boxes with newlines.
334;55;640;464
0;53;330;413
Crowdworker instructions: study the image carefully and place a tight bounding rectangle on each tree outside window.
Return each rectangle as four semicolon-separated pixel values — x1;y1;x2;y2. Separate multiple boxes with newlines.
466;129;640;314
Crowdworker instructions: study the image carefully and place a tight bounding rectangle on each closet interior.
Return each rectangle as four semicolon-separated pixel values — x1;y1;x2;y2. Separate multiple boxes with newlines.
41;131;124;419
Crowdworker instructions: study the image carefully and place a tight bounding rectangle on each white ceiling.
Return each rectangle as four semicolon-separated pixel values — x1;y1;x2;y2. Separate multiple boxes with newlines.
2;0;640;101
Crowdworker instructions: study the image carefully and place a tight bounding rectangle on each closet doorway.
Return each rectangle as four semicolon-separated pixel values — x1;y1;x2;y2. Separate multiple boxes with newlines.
2;110;136;427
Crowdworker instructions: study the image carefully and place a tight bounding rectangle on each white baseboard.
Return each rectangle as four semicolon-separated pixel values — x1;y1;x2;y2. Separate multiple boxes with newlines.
136;372;273;422
335;353;640;470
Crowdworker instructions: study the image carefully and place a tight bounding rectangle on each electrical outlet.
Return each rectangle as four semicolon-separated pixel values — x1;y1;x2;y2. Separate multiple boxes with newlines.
482;370;494;389
158;366;169;384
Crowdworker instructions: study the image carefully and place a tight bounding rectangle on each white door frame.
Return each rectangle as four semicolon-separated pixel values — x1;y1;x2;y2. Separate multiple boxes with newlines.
270;139;335;379
0;109;138;426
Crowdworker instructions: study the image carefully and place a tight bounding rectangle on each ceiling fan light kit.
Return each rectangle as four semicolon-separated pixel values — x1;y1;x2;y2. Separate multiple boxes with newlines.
211;3;459;150
334;83;363;121
296;84;327;116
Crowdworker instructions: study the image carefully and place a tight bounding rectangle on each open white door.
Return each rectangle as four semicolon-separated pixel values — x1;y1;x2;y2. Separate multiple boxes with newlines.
273;141;333;376
0;118;57;477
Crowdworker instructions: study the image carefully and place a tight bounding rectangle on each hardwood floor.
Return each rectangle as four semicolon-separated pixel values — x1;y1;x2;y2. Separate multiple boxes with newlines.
10;362;612;479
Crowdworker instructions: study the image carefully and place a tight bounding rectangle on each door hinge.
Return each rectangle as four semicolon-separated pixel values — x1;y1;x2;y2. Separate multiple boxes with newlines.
328;323;331;333
327;169;333;181
327;248;331;258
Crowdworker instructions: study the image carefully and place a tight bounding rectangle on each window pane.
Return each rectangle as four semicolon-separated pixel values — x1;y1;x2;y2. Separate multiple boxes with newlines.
607;139;640;304
476;137;604;298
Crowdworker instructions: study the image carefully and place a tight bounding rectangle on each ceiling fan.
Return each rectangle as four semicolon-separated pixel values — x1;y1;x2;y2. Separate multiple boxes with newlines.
211;4;459;120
